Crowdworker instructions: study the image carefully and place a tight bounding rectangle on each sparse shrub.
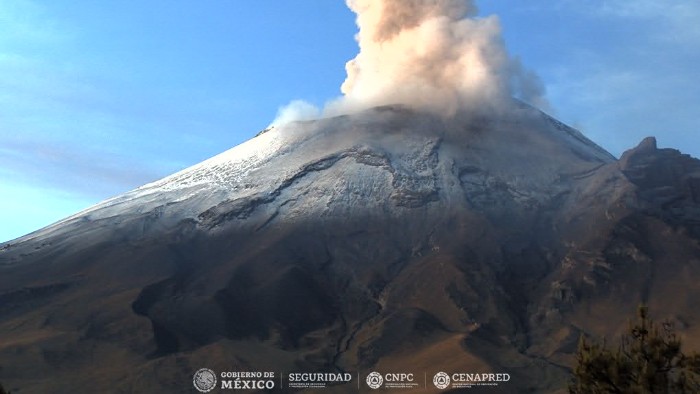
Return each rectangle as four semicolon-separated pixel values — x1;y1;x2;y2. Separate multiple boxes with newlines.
569;306;700;393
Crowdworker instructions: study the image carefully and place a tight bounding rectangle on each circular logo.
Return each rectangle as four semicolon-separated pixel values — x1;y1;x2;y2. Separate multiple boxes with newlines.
193;368;217;393
366;371;384;389
433;372;450;390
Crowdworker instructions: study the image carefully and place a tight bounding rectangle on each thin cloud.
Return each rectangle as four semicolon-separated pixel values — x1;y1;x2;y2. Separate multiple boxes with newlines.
576;1;700;45
0;140;165;199
525;1;700;158
0;0;67;45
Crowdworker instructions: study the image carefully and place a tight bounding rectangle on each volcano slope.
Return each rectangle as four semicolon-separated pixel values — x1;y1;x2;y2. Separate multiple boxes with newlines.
1;104;700;393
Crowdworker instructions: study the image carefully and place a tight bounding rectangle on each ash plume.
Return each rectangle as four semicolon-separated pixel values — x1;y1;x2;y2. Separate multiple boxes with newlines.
273;0;548;125
339;0;547;116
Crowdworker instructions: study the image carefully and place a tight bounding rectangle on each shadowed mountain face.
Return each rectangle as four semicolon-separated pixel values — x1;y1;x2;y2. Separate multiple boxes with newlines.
1;105;699;393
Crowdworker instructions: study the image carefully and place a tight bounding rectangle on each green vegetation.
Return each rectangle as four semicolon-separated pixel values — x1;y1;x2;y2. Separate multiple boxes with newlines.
570;306;700;393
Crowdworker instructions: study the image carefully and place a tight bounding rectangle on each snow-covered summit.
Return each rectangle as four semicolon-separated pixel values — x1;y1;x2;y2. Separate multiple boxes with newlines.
3;104;613;247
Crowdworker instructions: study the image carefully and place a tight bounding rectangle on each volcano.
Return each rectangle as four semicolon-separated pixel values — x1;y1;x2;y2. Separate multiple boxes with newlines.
2;104;700;393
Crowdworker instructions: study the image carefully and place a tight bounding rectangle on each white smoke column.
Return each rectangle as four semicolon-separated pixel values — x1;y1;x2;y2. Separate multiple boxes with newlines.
270;100;321;126
339;0;545;116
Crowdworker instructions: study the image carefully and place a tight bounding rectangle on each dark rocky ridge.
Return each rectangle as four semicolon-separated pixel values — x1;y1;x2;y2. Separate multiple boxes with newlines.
1;105;699;393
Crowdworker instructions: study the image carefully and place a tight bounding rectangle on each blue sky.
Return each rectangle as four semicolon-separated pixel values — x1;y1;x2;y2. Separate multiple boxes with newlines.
1;0;698;243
